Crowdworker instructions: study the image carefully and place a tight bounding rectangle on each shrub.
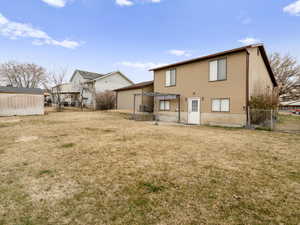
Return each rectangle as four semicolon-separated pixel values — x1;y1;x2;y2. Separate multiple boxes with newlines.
249;87;279;110
95;91;116;110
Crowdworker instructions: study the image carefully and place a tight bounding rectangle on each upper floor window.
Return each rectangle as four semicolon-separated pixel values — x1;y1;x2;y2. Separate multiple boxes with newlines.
209;58;227;81
165;69;176;87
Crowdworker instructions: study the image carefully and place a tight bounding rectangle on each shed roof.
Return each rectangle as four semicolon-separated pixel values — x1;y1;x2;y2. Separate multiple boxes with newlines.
0;86;44;95
114;81;153;92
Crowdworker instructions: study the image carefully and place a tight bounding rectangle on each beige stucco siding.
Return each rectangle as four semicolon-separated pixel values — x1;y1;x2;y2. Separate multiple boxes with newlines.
141;86;154;108
154;51;247;126
116;85;154;111
248;47;274;96
117;89;142;111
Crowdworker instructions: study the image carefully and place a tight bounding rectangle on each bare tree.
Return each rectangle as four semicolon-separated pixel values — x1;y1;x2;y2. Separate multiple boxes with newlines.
0;61;48;88
48;68;68;112
270;53;300;101
78;81;95;110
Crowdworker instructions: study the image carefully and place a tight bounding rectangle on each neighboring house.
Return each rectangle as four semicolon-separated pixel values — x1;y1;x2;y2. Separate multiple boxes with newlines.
52;83;77;106
148;44;277;126
280;101;300;111
0;86;44;116
114;81;154;112
54;70;133;108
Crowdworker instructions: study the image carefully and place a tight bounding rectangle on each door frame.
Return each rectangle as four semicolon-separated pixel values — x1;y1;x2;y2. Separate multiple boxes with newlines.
187;97;201;125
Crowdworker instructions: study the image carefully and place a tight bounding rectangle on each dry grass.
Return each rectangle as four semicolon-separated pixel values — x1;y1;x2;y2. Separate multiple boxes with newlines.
0;110;300;225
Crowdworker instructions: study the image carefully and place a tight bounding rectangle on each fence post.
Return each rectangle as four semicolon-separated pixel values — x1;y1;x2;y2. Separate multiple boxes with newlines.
247;106;251;128
270;109;273;131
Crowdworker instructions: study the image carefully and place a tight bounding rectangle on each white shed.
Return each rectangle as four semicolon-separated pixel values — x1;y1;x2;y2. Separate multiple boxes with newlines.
0;86;44;116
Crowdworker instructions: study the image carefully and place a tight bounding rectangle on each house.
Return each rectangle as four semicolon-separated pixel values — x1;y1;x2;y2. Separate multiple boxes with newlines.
280;101;300;111
53;70;134;108
0;86;44;116
150;44;277;126
114;81;154;112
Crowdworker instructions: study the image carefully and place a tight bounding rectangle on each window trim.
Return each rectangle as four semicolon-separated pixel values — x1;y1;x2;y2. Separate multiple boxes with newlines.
211;98;230;113
208;57;227;82
159;100;171;111
165;68;177;87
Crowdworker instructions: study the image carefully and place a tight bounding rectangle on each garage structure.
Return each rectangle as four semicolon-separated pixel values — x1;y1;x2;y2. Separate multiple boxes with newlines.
0;86;44;116
114;81;154;112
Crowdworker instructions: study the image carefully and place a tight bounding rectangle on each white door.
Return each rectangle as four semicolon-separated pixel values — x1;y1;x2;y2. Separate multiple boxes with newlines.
188;98;200;125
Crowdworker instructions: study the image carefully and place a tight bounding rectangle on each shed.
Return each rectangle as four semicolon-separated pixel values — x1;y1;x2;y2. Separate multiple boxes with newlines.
114;81;154;112
0;86;44;116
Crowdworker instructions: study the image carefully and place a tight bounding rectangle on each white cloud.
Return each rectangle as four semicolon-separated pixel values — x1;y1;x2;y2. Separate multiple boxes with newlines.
115;0;161;6
238;37;261;45
283;0;300;16
41;0;68;8
168;49;191;57
0;13;81;49
116;0;134;6
118;61;166;70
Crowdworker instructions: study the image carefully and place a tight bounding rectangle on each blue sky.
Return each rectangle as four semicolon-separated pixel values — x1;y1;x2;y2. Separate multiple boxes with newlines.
0;0;300;83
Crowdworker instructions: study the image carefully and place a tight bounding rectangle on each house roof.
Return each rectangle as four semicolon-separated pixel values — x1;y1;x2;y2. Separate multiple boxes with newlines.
92;71;134;84
281;100;300;106
71;70;105;81
150;44;277;87
0;86;44;95
114;81;153;92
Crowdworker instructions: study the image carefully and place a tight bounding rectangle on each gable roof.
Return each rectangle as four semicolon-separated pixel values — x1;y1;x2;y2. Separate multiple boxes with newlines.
0;86;44;95
150;44;277;87
70;70;105;81
92;71;134;84
114;81;153;92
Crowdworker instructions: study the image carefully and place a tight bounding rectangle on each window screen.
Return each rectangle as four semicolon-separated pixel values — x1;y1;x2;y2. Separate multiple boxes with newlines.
192;100;198;112
160;100;170;111
212;99;230;112
166;69;176;86
209;59;227;81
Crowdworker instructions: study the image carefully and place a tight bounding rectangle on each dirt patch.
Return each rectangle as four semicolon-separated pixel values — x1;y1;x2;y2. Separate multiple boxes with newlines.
22;176;81;203
15;136;38;143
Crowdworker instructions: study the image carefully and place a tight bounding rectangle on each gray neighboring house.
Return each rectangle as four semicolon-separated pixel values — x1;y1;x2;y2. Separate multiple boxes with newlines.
0;86;44;116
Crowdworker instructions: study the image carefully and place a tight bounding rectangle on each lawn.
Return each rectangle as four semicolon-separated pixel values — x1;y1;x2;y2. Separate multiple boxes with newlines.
0;111;299;225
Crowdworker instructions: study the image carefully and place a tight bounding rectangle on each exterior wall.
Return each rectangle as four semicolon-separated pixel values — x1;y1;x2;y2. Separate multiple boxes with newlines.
141;86;154;109
0;93;44;116
154;51;248;126
116;85;154;112
117;89;142;111
95;73;133;93
71;72;87;92
248;47;274;96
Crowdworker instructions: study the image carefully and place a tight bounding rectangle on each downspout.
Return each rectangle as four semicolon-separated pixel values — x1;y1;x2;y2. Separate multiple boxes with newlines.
246;50;250;126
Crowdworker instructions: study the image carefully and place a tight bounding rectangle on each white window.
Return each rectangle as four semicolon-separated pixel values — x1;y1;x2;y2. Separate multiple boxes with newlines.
212;99;230;112
165;69;176;86
160;100;170;111
209;58;227;81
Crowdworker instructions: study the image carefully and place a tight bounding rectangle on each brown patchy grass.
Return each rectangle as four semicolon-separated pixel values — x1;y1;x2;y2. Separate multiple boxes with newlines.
276;114;300;132
0;111;299;225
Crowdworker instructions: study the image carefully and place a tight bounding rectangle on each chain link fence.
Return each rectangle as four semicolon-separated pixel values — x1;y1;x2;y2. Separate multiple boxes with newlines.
247;108;278;131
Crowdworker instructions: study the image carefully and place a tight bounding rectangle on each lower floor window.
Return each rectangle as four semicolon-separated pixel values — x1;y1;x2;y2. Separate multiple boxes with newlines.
212;99;230;112
160;100;170;111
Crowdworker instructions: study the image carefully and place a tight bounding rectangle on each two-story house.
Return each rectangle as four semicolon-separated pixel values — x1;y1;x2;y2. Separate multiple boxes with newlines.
61;70;133;107
149;44;277;127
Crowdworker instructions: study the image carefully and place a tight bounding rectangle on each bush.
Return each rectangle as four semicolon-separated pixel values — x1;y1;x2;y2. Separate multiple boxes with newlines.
95;91;116;110
249;88;279;110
